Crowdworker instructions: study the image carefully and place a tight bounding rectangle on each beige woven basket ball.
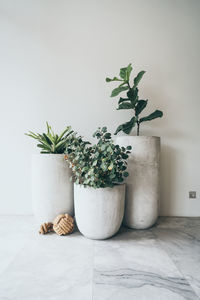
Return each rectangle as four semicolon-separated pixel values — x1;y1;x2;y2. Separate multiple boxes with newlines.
53;214;74;236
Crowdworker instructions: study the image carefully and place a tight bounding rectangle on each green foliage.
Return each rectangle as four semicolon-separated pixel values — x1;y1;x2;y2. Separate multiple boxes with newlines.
106;63;163;135
25;122;74;154
65;127;131;188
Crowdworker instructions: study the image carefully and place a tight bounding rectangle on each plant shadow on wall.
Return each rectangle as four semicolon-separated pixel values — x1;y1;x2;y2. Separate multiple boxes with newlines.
106;63;163;136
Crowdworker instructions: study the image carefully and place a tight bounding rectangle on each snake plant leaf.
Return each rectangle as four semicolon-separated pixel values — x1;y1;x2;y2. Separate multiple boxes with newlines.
37;142;52;151
55;139;68;150
111;86;129;97
37;143;51;151
43;133;53;145
46;122;50;134
135;100;148;116
117;102;133;110
57;127;73;142
139;110;163;123
25;123;74;153
133;70;145;88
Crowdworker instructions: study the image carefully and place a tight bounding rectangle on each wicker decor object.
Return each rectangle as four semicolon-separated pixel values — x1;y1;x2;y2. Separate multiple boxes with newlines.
39;222;53;234
53;214;74;236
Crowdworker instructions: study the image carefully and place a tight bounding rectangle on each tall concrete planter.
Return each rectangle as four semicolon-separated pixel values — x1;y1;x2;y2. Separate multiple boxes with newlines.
32;154;74;224
115;136;160;229
74;184;125;240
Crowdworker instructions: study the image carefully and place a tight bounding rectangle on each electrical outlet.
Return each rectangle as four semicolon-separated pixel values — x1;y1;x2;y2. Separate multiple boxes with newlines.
189;191;196;199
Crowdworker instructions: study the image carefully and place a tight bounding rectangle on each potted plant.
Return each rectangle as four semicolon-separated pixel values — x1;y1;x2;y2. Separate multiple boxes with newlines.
26;122;74;224
65;127;131;240
106;63;163;229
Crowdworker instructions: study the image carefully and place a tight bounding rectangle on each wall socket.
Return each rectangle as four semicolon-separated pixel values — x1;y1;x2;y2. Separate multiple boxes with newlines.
189;191;196;199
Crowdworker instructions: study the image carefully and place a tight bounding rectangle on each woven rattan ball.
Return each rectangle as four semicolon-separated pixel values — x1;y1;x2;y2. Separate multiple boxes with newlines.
39;222;53;234
53;214;74;236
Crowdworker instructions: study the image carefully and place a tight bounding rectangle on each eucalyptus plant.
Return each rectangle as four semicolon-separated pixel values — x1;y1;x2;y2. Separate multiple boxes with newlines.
106;63;163;136
25;122;74;154
65;127;131;188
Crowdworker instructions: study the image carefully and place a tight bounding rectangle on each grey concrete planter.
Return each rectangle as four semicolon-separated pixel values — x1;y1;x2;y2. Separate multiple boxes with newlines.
32;154;74;224
74;184;125;240
115;136;160;229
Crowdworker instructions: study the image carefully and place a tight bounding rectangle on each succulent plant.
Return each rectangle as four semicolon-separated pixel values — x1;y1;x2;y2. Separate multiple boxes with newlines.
65;127;131;188
106;63;163;136
25;122;74;154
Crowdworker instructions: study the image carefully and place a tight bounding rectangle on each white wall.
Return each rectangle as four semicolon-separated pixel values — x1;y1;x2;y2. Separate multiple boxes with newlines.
0;0;200;216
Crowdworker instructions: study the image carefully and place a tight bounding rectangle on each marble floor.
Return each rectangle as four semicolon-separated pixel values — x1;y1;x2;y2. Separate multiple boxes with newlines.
0;216;200;300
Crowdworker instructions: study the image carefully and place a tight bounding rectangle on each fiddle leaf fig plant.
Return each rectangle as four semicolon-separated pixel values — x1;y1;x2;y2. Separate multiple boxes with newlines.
106;63;163;136
65;127;131;188
25;122;74;153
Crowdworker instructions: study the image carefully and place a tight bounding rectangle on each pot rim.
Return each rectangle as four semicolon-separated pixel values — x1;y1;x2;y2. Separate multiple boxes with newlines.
74;183;125;191
32;153;65;156
115;135;160;139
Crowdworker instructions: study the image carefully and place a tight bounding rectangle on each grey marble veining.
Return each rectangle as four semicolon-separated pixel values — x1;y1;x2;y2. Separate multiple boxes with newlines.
0;216;199;300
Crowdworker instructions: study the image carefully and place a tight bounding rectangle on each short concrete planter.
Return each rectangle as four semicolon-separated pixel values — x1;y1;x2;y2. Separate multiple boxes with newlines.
32;154;74;224
115;136;160;229
74;184;125;240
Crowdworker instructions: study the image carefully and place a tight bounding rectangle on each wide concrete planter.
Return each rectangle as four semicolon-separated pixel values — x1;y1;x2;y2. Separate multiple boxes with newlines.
32;154;74;224
115;136;160;229
74;184;125;240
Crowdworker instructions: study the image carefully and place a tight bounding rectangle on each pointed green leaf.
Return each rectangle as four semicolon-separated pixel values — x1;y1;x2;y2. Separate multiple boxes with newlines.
111;86;129;97
106;77;122;82
139;110;163;123
118;97;129;105
117;102;133;110
134;70;145;88
122;117;136;134
57;126;72;142
135;100;148;116
114;124;123;135
119;67;127;80
126;63;133;80
119;64;132;81
43;133;53;145
127;88;138;106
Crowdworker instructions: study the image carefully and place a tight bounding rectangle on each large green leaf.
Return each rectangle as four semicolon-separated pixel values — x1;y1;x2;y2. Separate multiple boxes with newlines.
119;63;132;81
114;117;136;135
122;117;136;134
139;110;163;123
111;86;129;97
117;102;133;110
126;64;133;80
127;88;138;106
133;70;145;88
135;100;148;116
114;124;123;135
119;67;127;80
